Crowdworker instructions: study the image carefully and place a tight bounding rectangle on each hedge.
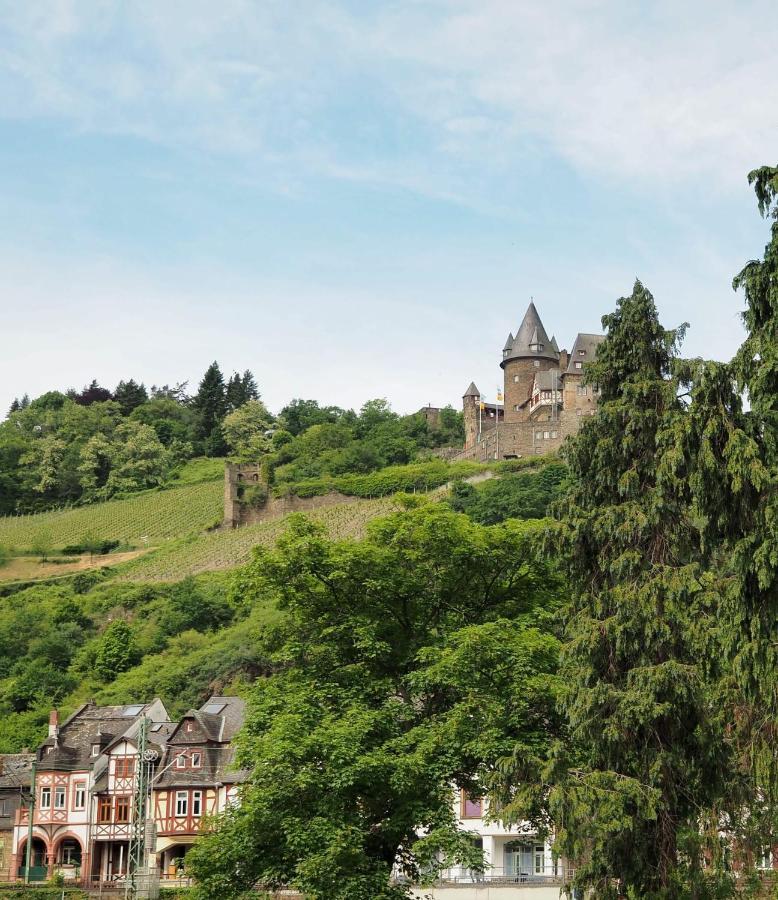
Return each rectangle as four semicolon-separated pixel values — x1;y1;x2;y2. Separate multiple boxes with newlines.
273;454;555;500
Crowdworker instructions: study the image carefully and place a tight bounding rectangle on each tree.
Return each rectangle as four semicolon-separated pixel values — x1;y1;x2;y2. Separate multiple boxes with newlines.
279;399;347;436
192;362;227;455
114;379;148;415
544;282;728;898
186;505;562;899
225;370;259;413
222;400;274;461
103;422;171;496
94;620;139;682
73;379;113;406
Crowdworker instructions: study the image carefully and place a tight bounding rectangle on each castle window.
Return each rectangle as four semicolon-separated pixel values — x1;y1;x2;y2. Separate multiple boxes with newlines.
543;431;550;439
533;360;540;367
574;362;583;370
514;375;520;382
578;349;586;355
535;431;543;440
577;386;588;396
551;430;558;438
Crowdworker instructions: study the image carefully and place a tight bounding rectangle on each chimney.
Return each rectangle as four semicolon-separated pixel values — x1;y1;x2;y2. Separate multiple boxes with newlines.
48;709;59;739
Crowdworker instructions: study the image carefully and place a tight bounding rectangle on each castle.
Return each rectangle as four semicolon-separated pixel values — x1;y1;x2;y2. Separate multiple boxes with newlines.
460;302;604;460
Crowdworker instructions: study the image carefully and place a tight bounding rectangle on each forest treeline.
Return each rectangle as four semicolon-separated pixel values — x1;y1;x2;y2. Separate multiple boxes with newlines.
0;360;463;514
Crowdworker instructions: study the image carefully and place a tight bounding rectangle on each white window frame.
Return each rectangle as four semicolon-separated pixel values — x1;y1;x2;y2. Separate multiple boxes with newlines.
40;787;51;809
175;791;188;817
533;360;540;367
574;361;583;369
534;844;545;874
190;751;202;769
192;790;203;816
513;374;519;382
73;782;86;810
54;786;66;809
91;744;100;757
175;754;187;769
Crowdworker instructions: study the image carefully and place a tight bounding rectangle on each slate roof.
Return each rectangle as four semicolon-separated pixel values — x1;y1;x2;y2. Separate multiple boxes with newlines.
37;701;166;772
502;302;560;366
533;369;563;391
155;697;248;789
565;333;605;374
0;753;34;789
463;382;480;398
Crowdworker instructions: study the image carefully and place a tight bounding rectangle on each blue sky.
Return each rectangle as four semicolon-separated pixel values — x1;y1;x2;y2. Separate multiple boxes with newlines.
1;0;776;416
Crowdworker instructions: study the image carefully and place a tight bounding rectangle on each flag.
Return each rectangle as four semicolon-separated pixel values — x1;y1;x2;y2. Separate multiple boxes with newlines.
496;388;504;403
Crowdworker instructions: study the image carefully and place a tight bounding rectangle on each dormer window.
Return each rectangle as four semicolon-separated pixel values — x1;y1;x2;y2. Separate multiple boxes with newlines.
578;349;585;355
190;751;202;768
175;754;186;769
574;362;583;370
185;722;194;733
91;744;100;757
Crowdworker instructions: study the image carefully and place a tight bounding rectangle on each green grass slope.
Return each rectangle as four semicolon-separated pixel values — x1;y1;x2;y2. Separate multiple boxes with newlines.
117;496;399;582
0;480;223;550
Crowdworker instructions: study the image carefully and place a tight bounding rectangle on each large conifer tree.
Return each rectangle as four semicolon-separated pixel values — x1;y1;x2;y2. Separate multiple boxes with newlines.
549;282;727;898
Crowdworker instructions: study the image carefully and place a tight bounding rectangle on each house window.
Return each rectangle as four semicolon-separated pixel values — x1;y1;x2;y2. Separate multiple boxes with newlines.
115;758;134;779
54;787;66;809
190;752;202;768
175;754;187;769
60;839;82;866
98;796;112;823
0;800;8;816
73;783;86;810
40;787;51;810
185;722;194;733
574;362;583;369
192;791;203;816
461;790;483;818
543;431;550;439
115;796;131;823
91;744;100;757
175;791;188;817
551;430;558;438
534;844;546;874
578;349;585;355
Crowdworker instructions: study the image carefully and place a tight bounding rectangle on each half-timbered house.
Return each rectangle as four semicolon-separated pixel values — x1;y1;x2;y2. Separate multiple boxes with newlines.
152;696;247;878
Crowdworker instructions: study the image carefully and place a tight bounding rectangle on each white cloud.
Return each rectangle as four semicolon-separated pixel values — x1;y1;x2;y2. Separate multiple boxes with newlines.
0;0;775;196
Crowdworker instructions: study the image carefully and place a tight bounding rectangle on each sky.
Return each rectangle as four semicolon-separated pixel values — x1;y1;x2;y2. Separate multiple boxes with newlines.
1;0;776;417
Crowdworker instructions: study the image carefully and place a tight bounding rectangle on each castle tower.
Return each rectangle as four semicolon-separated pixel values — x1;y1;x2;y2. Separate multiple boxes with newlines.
501;302;560;424
462;381;481;449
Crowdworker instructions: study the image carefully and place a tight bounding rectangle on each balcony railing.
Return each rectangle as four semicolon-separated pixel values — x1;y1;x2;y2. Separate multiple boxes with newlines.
436;867;575;885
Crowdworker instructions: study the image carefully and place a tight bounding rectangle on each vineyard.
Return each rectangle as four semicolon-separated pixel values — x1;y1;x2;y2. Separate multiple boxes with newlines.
117;496;399;582
0;480;224;550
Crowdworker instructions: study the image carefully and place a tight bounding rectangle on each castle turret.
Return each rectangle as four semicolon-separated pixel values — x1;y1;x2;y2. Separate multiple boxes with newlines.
462;381;480;449
501;302;560;424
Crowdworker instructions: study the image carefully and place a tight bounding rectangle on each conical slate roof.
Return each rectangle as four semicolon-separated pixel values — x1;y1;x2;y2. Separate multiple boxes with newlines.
550;335;560;353
502;332;514;351
463;381;480;398
501;302;560;366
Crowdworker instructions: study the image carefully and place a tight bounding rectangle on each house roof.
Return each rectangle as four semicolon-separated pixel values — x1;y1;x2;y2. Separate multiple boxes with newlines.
0;753;34;789
502;303;560;366
565;333;605;374
155;697;248;789
533;369;563;391
38;701;166;772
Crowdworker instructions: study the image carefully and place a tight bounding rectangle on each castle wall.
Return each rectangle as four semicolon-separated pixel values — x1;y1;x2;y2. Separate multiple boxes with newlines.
502;357;557;424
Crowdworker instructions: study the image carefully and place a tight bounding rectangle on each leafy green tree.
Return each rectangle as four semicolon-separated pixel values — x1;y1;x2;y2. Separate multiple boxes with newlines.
222;400;274;461
279;398;348;436
130;397;195;446
544;282;728;898
114;379;148;415
94;620;139;682
449;465;566;524
103;422;171;496
187;505;562;900
159;576;233;636
31;531;54;563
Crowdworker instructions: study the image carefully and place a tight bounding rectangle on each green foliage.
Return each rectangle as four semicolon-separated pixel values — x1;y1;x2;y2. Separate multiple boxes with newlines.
187;506;562;899
544;282;729;898
222;400;274;461
448;463;567;524
94;620;139;681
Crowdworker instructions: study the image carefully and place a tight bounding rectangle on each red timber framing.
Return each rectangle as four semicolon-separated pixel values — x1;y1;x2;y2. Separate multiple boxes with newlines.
153;788;218;836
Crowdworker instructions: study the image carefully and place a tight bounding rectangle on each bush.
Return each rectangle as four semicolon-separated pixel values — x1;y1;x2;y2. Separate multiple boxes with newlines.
62;538;120;555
